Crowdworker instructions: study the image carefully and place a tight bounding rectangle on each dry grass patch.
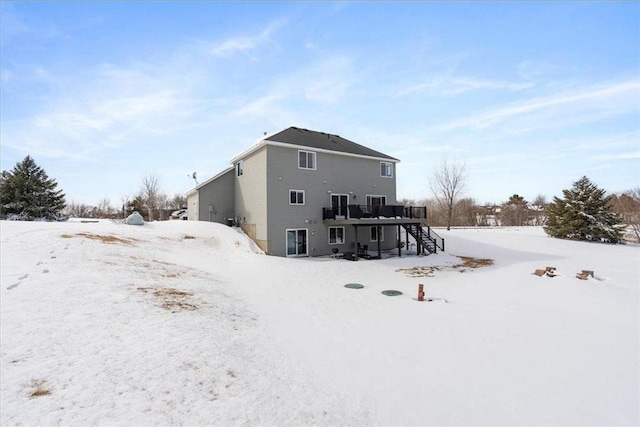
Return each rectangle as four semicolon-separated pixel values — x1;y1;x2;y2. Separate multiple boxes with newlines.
396;256;494;278
395;266;440;277
183;235;196;240
138;286;199;312
29;380;51;398
454;256;494;269
61;232;137;245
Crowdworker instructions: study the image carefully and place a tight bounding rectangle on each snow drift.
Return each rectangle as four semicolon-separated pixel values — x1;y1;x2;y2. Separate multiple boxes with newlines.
1;220;638;426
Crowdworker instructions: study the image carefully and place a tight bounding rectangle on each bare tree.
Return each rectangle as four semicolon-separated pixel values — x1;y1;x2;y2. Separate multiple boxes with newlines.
141;174;161;221
422;198;446;226
65;201;94;218
156;193;169;221
610;188;640;242
429;159;466;230
531;194;547;226
455;197;480;226
170;194;187;210
96;198;116;218
500;194;529;226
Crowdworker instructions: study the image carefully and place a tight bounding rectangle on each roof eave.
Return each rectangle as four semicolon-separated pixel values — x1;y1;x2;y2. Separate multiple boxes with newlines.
264;140;400;163
184;166;235;196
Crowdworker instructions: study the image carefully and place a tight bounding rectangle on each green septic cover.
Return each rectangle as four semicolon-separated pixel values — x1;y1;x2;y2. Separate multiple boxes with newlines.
381;290;403;296
344;283;364;289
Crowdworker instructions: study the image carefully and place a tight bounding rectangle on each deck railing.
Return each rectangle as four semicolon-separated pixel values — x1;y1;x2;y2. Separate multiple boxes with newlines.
322;205;427;220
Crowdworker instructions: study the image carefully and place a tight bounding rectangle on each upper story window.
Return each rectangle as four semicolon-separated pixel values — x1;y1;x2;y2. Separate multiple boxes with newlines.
289;189;305;205
236;160;244;177
298;150;316;170
380;162;393;178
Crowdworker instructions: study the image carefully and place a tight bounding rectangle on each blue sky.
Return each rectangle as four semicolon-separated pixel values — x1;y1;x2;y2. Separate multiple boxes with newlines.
1;1;638;207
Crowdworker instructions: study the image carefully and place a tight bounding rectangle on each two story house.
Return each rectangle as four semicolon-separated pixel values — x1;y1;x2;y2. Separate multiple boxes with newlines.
186;127;439;258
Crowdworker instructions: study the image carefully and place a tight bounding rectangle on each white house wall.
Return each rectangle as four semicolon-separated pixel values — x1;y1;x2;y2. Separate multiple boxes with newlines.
234;146;269;249
187;192;199;221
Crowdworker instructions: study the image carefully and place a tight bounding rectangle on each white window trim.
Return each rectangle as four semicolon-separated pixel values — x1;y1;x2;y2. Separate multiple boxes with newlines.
286;228;308;257
366;195;387;214
289;189;305;205
370;226;384;242
298;150;317;170
328;226;345;245
380;161;393;178
366;195;388;204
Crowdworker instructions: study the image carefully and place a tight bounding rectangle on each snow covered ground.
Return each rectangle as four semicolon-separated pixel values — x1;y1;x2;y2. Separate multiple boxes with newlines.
1;220;638;426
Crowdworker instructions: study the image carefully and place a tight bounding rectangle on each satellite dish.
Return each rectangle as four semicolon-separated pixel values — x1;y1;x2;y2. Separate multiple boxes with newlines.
190;172;198;184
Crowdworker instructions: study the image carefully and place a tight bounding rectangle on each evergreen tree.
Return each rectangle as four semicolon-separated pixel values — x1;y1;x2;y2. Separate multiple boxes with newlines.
0;156;67;221
544;176;624;243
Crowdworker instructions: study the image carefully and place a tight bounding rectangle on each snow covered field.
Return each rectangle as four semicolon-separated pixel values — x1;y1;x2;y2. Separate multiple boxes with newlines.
1;220;638;426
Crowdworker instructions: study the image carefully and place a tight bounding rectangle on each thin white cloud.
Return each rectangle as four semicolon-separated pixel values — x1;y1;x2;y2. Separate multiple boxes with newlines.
207;21;283;58
0;3;30;38
229;93;288;117
228;54;358;123
590;151;640;161
434;79;640;132
302;56;356;104
1;63;197;160
396;76;533;97
517;59;574;79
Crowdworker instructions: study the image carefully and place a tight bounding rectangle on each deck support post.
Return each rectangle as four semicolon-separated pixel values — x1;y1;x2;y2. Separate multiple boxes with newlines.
405;227;409;253
397;225;401;257
354;226;359;261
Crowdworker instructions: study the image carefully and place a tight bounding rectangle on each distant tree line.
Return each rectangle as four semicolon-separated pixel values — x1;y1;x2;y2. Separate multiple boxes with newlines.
2;155;637;243
399;194;549;228
423;161;635;243
0;156;187;222
65;173;187;221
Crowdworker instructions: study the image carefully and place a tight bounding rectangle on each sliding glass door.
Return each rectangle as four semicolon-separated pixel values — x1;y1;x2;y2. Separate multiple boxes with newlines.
286;229;308;256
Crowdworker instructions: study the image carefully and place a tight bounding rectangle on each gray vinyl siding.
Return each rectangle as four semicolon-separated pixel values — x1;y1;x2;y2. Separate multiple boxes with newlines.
265;145;398;257
194;169;235;224
235;147;268;243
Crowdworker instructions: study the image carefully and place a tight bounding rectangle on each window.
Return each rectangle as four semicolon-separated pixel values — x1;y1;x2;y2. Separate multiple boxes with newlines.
380;162;393;178
286;229;308;256
236;160;244;177
328;227;345;245
370;226;384;242
289;190;305;205
298;150;316;170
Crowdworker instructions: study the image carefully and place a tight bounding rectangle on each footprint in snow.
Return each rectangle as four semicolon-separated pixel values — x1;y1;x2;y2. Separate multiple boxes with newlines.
7;274;29;291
